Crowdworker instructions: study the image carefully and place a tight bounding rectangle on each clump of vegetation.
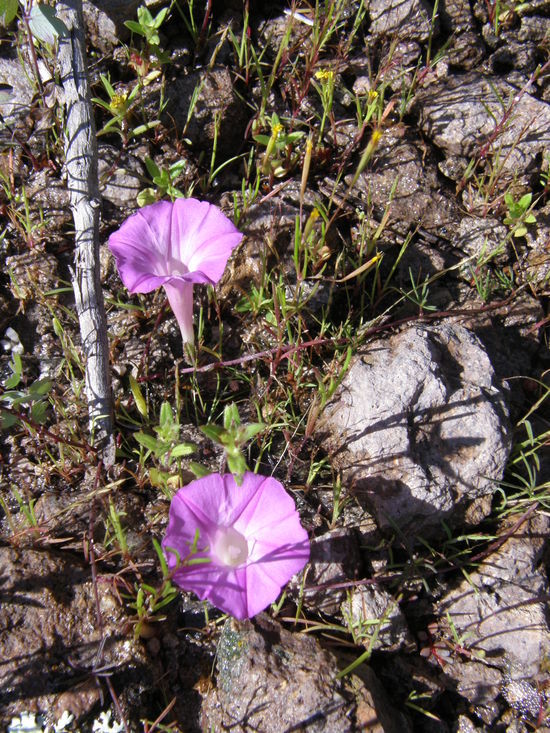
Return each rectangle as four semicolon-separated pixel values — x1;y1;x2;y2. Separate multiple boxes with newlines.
0;0;549;731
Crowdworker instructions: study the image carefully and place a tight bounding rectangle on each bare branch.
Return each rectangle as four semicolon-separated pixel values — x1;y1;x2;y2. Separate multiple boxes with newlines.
57;0;114;462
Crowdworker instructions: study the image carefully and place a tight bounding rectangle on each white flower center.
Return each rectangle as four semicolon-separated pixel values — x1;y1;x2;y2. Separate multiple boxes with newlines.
213;527;249;567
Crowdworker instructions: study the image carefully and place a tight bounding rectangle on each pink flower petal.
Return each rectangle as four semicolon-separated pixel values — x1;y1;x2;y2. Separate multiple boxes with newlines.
170;198;243;280
108;200;173;293
232;474;301;536
162;472;310;619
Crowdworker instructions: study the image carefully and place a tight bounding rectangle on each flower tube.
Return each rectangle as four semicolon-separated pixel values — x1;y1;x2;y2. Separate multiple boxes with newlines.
108;198;243;345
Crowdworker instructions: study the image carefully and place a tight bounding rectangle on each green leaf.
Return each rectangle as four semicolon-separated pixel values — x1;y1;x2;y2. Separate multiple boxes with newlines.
170;442;196;457
524;214;536;224
285;131;305;143
159;401;174;429
513;225;527;238
224;402;241;430
0;0;18;26
100;74;116;98
169;160;187;177
30;400;48;424
138;5;154;26
0;409;18;429
137;188;158;207
29;3;68;44
227;454;247;482
518;193;532;209
188;461;211;478
129;374;148;418
154;6;169;27
4;353;22;389
28;378;52;399
134;431;162;452
131;120;161;137
124;19;146;36
199;424;225;442
144;157;161;179
240;422;265;442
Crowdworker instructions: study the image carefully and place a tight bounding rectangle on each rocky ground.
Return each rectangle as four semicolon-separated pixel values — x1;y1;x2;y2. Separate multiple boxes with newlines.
1;0;550;731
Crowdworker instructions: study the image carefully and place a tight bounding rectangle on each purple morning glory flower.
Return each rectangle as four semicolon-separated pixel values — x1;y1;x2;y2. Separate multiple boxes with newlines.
162;472;310;619
108;198;243;345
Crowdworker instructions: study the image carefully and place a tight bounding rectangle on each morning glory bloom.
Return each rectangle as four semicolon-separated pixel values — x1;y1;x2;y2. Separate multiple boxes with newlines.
162;472;310;619
108;198;243;346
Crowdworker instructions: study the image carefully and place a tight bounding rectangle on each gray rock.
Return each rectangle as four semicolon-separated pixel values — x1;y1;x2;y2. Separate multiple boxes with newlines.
349;665;413;732
453;216;510;264
341;585;415;652
379;40;424;87
0;58;34;134
350;128;459;237
368;0;432;43
82;0;140;53
439;0;484;69
437;513;550;678
320;322;511;534
303;528;364;616
0;547;146;726
165;67;247;157
522;204;550;289
202;614;354;732
454;715;478;733
414;73;550;181
98;144;143;208
502;673;550;726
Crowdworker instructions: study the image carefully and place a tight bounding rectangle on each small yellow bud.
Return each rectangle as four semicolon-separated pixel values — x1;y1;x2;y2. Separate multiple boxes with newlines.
111;93;128;113
371;129;383;147
315;69;334;82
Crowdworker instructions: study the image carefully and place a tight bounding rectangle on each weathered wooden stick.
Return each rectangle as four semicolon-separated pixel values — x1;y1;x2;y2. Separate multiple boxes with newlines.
57;0;114;461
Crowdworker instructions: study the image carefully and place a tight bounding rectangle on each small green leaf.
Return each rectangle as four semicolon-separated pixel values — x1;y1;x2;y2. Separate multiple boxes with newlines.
0;409;18;429
129;373;148;418
30;400;48;424
4;353;22;389
29;3;68;44
135;431;162;452
227;454;247;483
171;442;196;457
169;160;187;176
159;401;174;428
137;188;158;207
138;5;154;26
154;6;169;27
223;402;241;430
240;422;265;442
0;0;18;26
144;157;161;179
199;424;225;442
29;378;52;398
131;120;161;137
514;225;527;238
124;19;146;36
285;131;305;143
518;193;532;209
188;461;211;478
